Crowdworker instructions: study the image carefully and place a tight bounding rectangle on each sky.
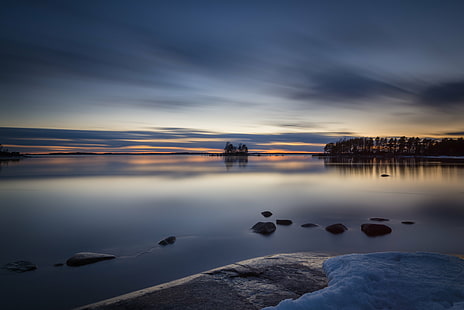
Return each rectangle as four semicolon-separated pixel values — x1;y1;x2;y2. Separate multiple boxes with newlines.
1;0;464;153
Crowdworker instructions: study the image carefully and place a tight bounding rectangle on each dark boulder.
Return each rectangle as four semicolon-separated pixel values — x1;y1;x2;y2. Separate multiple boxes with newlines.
276;219;292;225
325;223;348;234
66;252;116;267
159;236;176;246
381;174;390;177
3;260;37;273
361;223;392;237
261;211;273;218
301;223;318;228
370;217;389;222
252;222;276;235
402;221;415;225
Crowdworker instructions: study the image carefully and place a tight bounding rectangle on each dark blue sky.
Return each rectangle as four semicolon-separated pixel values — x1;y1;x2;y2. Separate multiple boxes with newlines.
1;1;464;153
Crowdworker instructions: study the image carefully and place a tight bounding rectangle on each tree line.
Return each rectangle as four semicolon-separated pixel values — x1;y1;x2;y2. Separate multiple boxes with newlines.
0;144;21;157
324;137;464;156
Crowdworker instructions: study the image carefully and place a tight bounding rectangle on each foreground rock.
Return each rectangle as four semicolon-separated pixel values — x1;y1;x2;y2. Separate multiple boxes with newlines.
325;223;348;234
66;252;116;267
301;223;318;228
75;252;330;310
3;260;37;273
276;219;292;226
361;224;392;237
369;217;389;222
159;236;176;246
261;211;273;218
252;222;276;234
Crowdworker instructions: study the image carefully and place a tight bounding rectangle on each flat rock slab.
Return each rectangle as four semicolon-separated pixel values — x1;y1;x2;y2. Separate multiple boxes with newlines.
75;252;331;310
66;252;116;267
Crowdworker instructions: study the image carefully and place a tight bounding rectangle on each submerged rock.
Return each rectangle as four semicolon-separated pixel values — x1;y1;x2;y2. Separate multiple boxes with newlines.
325;223;348;234
261;211;273;218
369;217;389;222
301;223;318;228
402;221;415;225
66;252;116;267
361;223;392;237
3;260;37;273
276;219;293;226
159;236;176;246
252;222;277;235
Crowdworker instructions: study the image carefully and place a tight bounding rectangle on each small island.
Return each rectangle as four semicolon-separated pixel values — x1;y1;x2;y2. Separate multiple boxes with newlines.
223;142;248;156
0;144;21;159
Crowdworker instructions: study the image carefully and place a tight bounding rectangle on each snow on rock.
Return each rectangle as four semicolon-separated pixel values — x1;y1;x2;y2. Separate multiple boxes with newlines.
264;252;464;310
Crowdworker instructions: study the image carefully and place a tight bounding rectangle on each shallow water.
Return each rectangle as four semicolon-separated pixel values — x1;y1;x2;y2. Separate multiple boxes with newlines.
1;155;463;309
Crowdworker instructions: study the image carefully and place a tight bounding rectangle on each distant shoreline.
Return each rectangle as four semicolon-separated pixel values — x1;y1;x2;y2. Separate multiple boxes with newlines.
23;152;322;156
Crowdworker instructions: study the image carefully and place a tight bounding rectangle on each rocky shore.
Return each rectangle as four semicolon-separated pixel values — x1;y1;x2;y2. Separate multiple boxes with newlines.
75;252;331;310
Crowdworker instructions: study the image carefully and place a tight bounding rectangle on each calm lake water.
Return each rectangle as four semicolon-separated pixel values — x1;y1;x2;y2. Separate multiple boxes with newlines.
1;155;464;309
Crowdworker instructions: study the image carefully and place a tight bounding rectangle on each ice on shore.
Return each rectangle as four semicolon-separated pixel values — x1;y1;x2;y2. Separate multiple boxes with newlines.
264;252;464;310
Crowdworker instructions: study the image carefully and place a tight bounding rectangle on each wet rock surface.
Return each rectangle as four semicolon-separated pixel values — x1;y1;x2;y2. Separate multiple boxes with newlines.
75;252;330;310
261;211;273;218
3;260;37;273
361;223;392;237
251;222;276;234
159;236;176;246
276;219;292;225
325;223;348;234
370;217;389;222
301;223;318;228
66;252;116;267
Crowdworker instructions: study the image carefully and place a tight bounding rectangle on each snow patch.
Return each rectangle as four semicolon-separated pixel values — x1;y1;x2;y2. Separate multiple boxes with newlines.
264;252;464;310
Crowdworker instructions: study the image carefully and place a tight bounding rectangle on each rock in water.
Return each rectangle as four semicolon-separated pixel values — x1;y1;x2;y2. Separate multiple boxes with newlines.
402;221;415;225
261;211;273;217
276;219;293;225
301;223;318;228
361;223;392;237
159;236;176;246
252;222;276;234
369;217;389;222
325;223;348;234
3;260;37;273
66;252;116;267
381;174;390;177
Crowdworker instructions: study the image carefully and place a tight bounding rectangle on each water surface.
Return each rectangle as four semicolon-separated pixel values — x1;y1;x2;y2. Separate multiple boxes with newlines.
1;155;463;309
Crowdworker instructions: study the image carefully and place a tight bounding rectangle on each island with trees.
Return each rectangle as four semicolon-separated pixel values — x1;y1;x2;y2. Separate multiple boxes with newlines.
324;137;464;156
0;144;21;159
223;142;248;155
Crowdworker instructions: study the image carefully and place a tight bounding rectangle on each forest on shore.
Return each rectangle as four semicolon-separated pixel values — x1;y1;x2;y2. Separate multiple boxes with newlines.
324;136;464;156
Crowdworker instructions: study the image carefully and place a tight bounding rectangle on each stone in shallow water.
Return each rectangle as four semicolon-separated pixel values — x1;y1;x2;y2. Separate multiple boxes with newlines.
325;223;347;234
369;217;389;222
261;211;273;218
301;223;318;228
66;252;116;267
402;221;415;225
252;222;276;234
3;260;37;273
159;236;176;246
276;219;292;225
361;223;392;237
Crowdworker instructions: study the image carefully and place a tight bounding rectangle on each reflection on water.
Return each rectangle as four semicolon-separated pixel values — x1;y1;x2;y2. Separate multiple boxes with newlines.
0;155;463;310
223;155;248;170
322;156;464;181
